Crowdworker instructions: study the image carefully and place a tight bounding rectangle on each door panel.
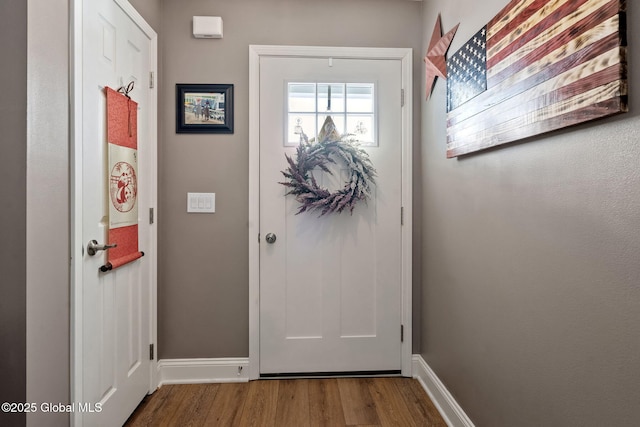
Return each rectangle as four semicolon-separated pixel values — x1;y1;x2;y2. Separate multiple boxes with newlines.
259;57;402;374
80;0;154;425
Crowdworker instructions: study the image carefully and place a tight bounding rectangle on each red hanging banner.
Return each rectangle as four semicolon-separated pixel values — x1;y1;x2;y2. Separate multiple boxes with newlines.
103;86;144;272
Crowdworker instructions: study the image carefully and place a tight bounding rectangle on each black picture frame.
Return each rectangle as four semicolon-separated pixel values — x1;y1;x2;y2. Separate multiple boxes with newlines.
176;83;234;134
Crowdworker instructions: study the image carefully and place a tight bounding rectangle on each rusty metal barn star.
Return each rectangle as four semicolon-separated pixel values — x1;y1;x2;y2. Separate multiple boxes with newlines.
424;14;459;100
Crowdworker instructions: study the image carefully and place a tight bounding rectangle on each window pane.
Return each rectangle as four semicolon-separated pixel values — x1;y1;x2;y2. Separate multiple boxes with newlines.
346;83;374;112
287;114;316;145
317;84;345;113
288;83;316;112
317;115;345;138
347;115;375;145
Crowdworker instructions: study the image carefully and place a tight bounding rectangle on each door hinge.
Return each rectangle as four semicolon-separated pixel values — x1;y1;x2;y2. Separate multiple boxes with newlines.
149;71;155;89
401;88;405;107
401;324;404;342
258;233;260;243
149;344;154;360
149;208;154;224
401;206;404;225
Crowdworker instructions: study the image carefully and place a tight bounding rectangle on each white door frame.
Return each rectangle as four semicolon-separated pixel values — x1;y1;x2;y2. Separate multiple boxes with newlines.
70;1;158;425
248;45;413;380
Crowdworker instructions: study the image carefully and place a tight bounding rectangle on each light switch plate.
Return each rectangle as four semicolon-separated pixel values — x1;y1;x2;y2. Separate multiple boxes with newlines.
187;192;215;213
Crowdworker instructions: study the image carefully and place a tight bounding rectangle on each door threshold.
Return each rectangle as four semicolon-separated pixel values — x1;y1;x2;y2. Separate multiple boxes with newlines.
260;370;401;379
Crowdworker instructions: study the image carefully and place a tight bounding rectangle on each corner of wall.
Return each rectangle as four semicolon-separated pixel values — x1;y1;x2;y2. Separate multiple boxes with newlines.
412;355;475;427
26;0;71;425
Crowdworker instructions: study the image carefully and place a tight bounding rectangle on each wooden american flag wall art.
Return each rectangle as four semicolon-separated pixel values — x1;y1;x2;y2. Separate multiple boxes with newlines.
445;0;627;158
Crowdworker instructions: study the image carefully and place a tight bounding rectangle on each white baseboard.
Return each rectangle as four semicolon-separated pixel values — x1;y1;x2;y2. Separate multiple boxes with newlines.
412;355;475;427
158;358;250;386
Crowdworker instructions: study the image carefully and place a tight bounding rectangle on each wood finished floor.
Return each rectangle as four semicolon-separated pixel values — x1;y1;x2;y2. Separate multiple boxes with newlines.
124;377;447;426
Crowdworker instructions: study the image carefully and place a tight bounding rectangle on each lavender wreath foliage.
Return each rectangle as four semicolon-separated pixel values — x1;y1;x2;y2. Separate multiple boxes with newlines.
280;130;377;216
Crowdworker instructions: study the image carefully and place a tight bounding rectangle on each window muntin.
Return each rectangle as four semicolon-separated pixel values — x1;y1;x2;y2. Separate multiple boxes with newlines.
287;82;376;146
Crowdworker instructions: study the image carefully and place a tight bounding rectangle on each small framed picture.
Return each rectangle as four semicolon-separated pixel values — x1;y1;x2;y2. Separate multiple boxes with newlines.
176;83;234;134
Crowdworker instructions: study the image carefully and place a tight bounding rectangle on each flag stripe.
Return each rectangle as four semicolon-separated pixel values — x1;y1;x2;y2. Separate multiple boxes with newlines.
446;0;626;157
487;0;541;40
447;98;623;157
488;0;618;80
487;0;593;68
487;0;576;60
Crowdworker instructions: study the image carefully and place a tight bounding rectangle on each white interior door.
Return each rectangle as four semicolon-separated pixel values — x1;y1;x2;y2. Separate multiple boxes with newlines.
259;56;403;375
75;0;156;425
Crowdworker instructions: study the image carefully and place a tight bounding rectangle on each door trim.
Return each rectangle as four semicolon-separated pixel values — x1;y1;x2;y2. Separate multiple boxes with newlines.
70;1;158;425
248;45;413;380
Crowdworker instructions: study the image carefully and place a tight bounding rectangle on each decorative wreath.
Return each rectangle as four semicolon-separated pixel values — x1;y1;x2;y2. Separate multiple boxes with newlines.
280;117;376;216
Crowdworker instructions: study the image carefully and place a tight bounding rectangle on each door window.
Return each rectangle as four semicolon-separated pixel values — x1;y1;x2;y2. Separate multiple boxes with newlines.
286;82;376;146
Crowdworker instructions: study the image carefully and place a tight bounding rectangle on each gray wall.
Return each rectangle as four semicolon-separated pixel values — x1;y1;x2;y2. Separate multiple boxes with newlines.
0;0;27;426
158;0;423;358
129;0;162;32
420;1;640;426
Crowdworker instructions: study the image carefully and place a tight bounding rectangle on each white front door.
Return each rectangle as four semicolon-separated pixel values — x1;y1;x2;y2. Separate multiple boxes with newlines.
258;55;404;375
74;0;157;425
